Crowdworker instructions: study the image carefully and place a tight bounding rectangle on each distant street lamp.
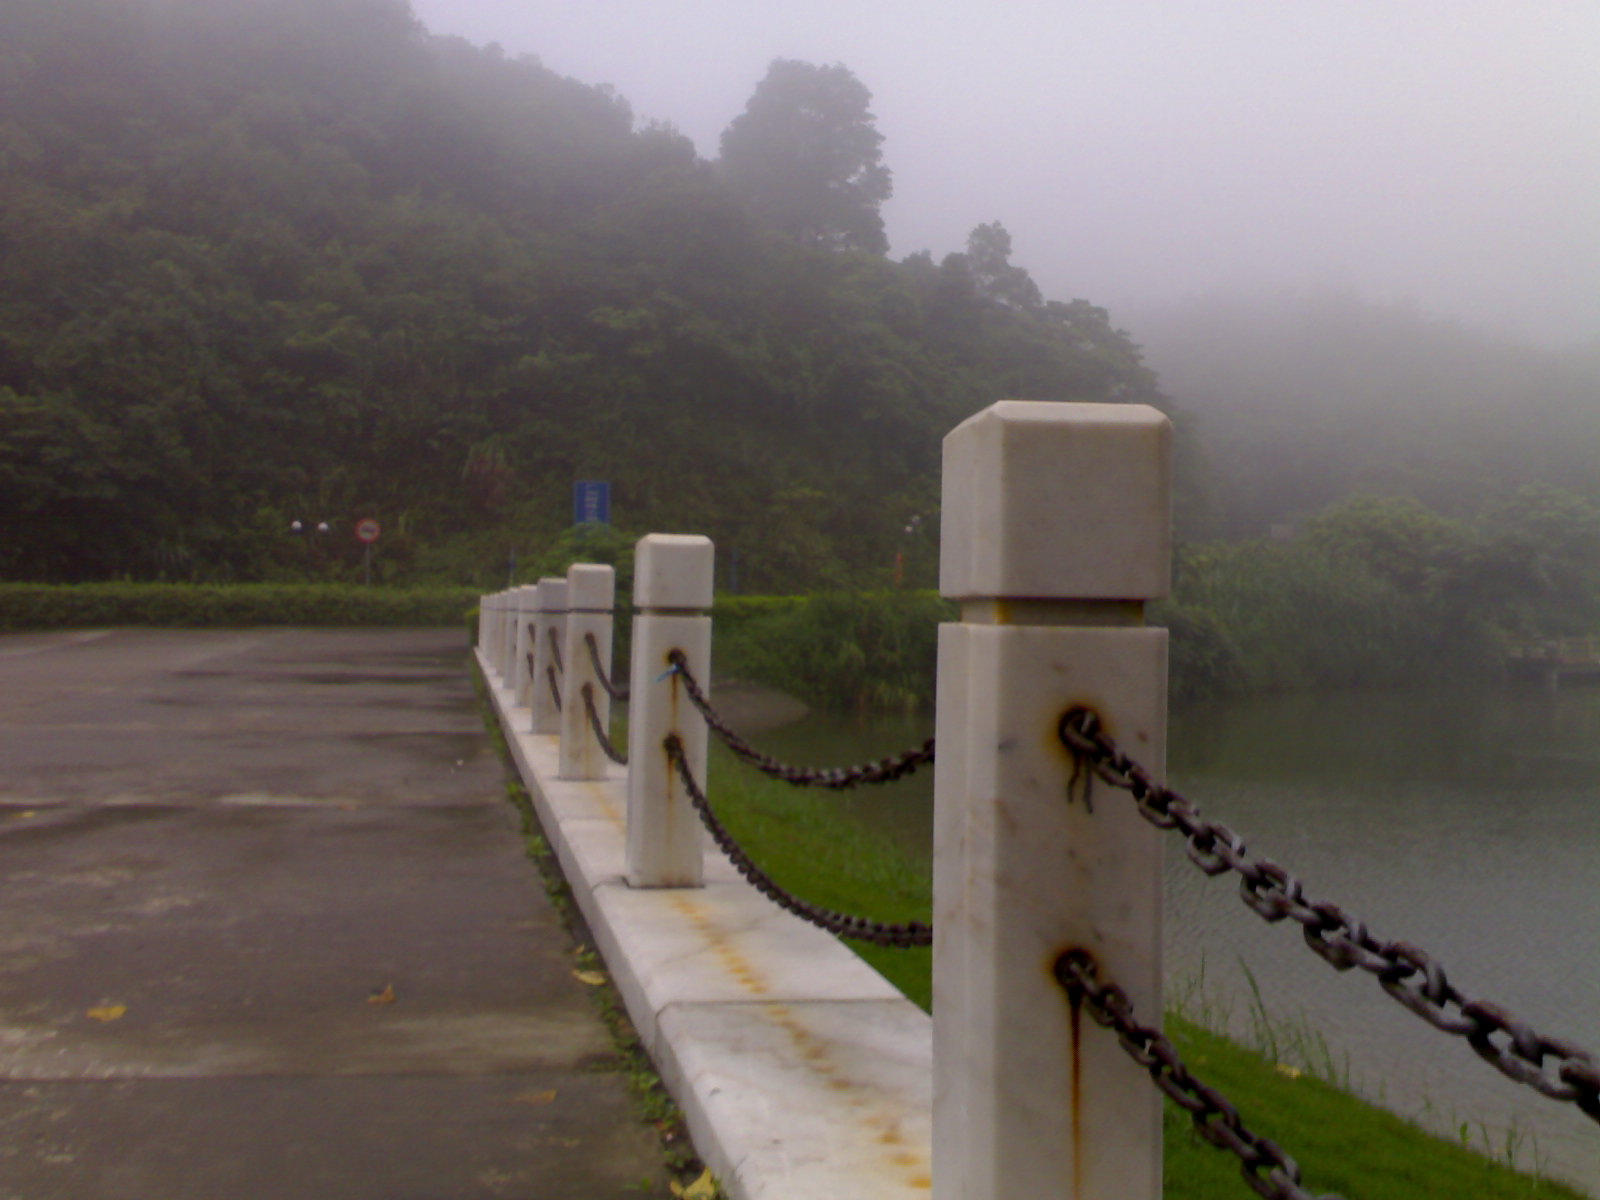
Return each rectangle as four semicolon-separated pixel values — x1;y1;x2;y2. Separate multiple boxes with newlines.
288;519;330;580
895;513;923;587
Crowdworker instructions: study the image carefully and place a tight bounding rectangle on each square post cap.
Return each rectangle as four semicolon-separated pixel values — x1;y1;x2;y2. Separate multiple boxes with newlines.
537;577;569;612
516;584;540;611
940;401;1171;601
633;534;714;610
566;563;616;611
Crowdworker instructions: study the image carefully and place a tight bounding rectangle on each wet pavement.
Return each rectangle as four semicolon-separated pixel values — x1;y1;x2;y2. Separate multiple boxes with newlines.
0;628;669;1200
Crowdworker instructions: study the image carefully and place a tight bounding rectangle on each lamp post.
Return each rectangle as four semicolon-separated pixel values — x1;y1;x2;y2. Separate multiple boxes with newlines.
895;513;923;587
288;519;330;581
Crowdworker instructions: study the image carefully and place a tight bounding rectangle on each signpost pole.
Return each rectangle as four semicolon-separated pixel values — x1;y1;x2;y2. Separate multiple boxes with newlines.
355;518;381;586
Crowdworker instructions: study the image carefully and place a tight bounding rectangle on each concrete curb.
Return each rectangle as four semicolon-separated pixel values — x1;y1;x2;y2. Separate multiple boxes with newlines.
479;651;933;1200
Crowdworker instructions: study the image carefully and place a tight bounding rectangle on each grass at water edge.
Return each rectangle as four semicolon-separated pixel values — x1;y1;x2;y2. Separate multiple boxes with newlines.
702;742;1590;1200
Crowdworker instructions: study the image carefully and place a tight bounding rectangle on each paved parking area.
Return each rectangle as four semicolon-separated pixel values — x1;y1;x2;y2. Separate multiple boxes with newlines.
0;628;667;1200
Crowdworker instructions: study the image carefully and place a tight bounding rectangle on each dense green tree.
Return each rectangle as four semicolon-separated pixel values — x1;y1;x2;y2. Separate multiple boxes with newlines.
1477;485;1600;635
718;59;892;254
962;222;1041;312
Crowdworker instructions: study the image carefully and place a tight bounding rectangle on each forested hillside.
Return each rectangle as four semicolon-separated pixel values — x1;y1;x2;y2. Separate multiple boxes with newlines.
0;0;1168;587
1128;292;1600;693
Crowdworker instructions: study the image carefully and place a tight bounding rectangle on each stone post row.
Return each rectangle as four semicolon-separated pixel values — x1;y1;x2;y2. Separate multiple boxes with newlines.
559;563;616;781
512;583;537;710
529;577;567;736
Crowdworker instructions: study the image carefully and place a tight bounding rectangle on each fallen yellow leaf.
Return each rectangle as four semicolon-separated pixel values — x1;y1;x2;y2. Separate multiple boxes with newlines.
1274;1063;1303;1079
367;983;396;1006
572;970;606;987
512;1089;557;1106
670;1167;717;1199
86;1004;126;1023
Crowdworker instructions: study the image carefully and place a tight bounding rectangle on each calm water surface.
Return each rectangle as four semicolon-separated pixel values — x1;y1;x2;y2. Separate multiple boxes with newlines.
748;684;1600;1194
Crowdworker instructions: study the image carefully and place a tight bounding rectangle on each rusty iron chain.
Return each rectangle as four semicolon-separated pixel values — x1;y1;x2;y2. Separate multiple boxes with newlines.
581;683;628;765
1058;706;1600;1125
1056;951;1341;1200
664;734;931;948
584;632;630;701
664;650;934;790
547;626;564;675
545;665;562;713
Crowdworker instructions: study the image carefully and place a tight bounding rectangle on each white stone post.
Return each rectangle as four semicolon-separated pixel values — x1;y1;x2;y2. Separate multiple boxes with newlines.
559;563;617;781
626;534;713;888
512;584;540;710
529;577;568;736
477;594;490;656
486;591;506;680
932;401;1171;1200
499;589;518;680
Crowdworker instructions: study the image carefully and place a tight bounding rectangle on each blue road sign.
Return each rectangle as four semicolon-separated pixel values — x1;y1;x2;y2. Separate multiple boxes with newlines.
574;481;610;525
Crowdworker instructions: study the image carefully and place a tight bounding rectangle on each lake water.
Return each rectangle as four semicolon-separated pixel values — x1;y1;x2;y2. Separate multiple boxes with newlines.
743;682;1600;1195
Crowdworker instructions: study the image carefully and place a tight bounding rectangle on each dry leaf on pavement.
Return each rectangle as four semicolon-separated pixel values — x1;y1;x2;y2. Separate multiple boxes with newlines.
670;1167;717;1199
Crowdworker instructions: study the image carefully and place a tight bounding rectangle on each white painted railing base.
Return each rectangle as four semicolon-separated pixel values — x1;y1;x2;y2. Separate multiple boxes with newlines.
479;649;934;1200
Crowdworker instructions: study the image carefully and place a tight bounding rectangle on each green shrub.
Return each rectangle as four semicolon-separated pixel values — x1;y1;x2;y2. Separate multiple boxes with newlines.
716;590;953;712
1151;599;1243;704
521;525;642;600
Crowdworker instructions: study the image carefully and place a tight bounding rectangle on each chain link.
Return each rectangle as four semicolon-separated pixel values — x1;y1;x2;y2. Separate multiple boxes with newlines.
582;683;628;765
584;632;630;701
548;626;564;675
1058;706;1600;1124
1055;951;1341;1200
663;734;931;948
545;665;562;713
664;650;934;789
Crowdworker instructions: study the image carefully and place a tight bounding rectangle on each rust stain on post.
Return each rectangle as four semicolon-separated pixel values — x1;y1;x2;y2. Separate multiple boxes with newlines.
1053;948;1086;1199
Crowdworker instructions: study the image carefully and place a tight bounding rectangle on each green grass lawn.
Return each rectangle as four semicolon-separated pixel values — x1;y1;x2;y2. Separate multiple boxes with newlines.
702;742;1591;1200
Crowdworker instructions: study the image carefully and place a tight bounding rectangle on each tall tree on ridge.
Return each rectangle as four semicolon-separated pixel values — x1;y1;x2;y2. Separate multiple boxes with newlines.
719;59;892;254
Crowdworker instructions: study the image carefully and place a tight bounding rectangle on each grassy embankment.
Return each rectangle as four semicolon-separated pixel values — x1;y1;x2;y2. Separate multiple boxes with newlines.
704;745;1588;1200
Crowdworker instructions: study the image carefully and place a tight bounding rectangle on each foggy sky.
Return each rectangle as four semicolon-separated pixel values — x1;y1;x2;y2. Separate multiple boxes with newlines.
408;0;1600;347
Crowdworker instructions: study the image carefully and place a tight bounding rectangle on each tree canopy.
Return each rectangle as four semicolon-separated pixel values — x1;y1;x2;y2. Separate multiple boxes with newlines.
718;59;893;255
11;0;1589;665
0;0;1164;588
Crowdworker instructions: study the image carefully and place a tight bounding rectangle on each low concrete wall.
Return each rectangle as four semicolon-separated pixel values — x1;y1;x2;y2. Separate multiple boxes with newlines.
479;650;933;1200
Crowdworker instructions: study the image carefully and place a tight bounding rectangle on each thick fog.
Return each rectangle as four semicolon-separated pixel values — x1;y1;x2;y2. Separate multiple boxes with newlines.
407;0;1599;348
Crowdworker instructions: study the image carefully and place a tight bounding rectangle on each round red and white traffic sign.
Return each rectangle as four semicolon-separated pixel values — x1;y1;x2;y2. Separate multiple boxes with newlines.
355;518;381;543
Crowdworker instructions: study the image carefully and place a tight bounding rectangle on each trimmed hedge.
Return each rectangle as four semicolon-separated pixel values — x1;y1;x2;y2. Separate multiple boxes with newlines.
0;583;479;630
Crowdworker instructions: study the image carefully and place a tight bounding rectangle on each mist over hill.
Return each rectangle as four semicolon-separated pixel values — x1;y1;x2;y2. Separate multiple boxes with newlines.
1127;291;1600;539
0;0;1166;587
5;0;1594;646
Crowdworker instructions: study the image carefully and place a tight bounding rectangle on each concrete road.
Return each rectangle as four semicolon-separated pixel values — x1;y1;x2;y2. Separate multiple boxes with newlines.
0;628;669;1200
